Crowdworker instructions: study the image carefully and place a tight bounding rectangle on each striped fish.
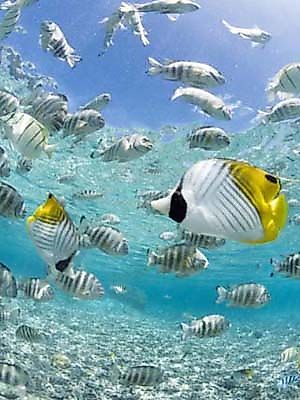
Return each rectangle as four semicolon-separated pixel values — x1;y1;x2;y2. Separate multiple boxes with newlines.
19;278;54;301
0;0;38;10
80;93;111;112
258;98;300;124
0;4;21;41
15;324;45;342
222;20;271;47
147;58;225;88
134;0;200;14
72;189;104;200
26;194;82;272
0;146;10;177
54;268;104;300
151;159;288;244
112;365;163;386
180;314;230;339
40;21;81;68
0;262;17;297
277;375;300;391
121;3;149;46
63;109;105;140
271;253;300;279
267;63;300;101
0;90;19;116
3;112;56;160
99;8;126;55
15;157;32;175
187;126;230;150
0;363;28;387
171;87;232;120
0;181;25;218
216;283;270;307
180;229;226;249
147;243;208;276
79;216;128;256
0;307;20;322
280;347;300;363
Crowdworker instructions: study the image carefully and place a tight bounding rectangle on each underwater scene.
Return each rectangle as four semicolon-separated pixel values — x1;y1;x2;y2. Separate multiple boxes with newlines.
1;0;300;399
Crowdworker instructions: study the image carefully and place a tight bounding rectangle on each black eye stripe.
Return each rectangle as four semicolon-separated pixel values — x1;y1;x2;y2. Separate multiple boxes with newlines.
265;174;278;184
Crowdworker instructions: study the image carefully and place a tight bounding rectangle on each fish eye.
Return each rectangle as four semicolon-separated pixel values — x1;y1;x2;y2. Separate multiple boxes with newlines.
265;174;278;184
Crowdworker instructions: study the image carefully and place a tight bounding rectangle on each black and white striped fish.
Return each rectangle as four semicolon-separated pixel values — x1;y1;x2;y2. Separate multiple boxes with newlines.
79;93;111;112
0;146;10;177
0;90;19;116
134;0;200;15
112;364;163;386
72;189;104;200
0;307;20;322
99;8;126;55
258;98;300;124
63;109;105;140
277;375;300;391
216;283;270;307
53;268;104;300
271;253;300;279
19;278;54;301
180;314;230;339
0;181;25;218
0;363;29;387
0;262;17;297
40;21;81;68
147;58;225;88
180;229;226;249
187;126;230;150
121;3;149;46
0;4;21;41
0;0;38;10
147;243;208;276
79;216;128;256
267;63;300;101
15;324;45;342
15;157;33;175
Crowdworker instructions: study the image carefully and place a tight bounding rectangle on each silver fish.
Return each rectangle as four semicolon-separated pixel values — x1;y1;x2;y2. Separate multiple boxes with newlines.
258;98;300;124
267;63;300;102
0;147;10;177
40;21;81;68
19;278;54;301
0;4;21;41
0;0;38;10
277;375;300;391
112;365;163;386
99;8;126;55
271;254;300;279
72;189;104;200
0;262;17;297
222;20;271;47
80;93;111;112
0;363;28;388
0;90;19;116
0;181;25;218
181;314;230;339
0;307;20;322
15;157;32;175
180;229;226;249
187;126;230;150
121;2;150;46
15;324;45;342
147;58;225;88
216;283;270;307
63;109;105;140
134;0;200;15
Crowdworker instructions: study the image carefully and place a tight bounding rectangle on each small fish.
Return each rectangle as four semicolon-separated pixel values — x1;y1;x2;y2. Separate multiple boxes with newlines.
63;109;105;141
112;364;163;386
267;63;300;102
92;134;153;161
281;347;300;363
231;368;254;381
2;112;55;160
271;254;300;279
40;21;81;68
180;314;230;339
222;20;271;47
147;58;225;88
147;243;208;276
0;307;20;322
171;87;232;120
121;2;150;46
79;216;128;256
80;93;111;112
0;4;21;41
257;98;300;124
15;157;33;175
99;213;120;225
72;190;104;200
0;262;17;297
187;126;230;150
134;0;200;15
159;231;176;241
0;363;29;387
180;229;226;249
110;284;127;294
0;0;38;10
0;181;25;218
216;283;270;308
15;324;45;342
19;278;54;301
0;146;10;177
99;8;126;55
0;90;19;116
277;375;300;391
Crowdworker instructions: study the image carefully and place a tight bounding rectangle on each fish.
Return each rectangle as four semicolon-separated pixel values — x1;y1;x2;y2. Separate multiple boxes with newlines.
180;229;226;249
99;7;126;55
136;189;171;210
277;375;300;391
57;172;76;184
150;158;288;244
26;193;83;272
187;126;230;150
159;231;177;241
0;262;17;297
111;364;163;386
91;134;153;161
0;90;19;116
120;3;150;46
0;4;21;41
257;98;300;124
180;314;230;339
2;112;55;159
222;20;271;47
171;87;232;120
79;93;111;112
231;368;254;381
216;283;270;307
18;278;54;301
63;109;105;141
0;363;29;387
280;347;300;362
0;307;20;322
52;267;104;300
271;254;300;279
147;58;225;88
26;91;68;133
15;324;45;342
39;21;81;68
72;190;104;200
0;146;10;177
147;243;208;276
110;284;127;294
99;213;120;225
0;0;38;9
79;216;128;256
267;63;300;102
0;181;25;218
15;157;33;174
134;0;200;15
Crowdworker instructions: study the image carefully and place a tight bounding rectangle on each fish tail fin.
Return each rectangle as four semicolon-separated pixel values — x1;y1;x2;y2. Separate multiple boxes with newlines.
270;258;280;276
44;144;56;159
147;249;157;266
147;57;163;76
66;54;82;69
180;322;191;340
222;19;239;34
171;87;184;101
216;285;228;304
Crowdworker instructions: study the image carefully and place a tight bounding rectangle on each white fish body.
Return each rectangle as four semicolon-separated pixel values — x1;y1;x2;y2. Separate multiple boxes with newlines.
181;314;230;339
187;126;230;150
267;63;300;101
0;0;38;9
80;93;111;112
100;8;126;55
280;347;300;363
120;3;150;46
257;98;300;124
0;4;21;41
134;0;200;14
216;283;270;307
63;110;105;140
171;87;232;120
222;20;271;47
